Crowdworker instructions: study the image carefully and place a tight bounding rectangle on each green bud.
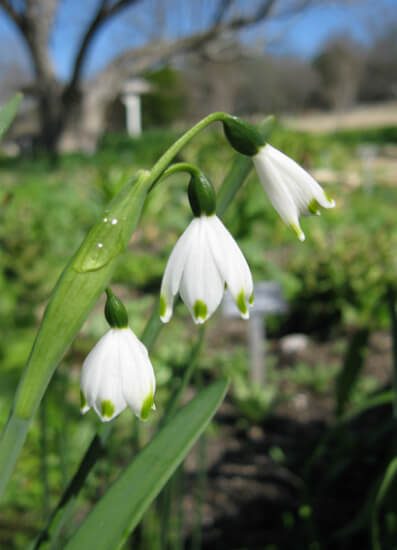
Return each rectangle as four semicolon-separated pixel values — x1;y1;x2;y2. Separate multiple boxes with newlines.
188;172;216;217
104;288;129;328
223;116;266;156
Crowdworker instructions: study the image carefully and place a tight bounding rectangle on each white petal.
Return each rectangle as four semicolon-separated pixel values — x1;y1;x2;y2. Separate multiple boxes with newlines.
92;367;127;422
160;219;200;322
117;329;156;419
206;216;254;319
81;329;127;422
81;330;117;408
179;217;224;323
266;144;335;212
253;147;304;240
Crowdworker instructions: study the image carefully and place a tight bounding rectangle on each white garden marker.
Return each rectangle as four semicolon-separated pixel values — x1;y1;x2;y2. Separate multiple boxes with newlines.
121;78;151;137
223;281;287;385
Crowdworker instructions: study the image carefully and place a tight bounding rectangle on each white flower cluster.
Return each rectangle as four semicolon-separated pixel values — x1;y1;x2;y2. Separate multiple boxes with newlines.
160;144;334;324
80;137;334;423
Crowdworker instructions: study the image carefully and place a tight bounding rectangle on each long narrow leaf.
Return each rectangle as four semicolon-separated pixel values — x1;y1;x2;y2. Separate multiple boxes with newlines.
34;138;260;547
335;327;370;417
372;456;397;550
65;379;228;550
0;171;152;498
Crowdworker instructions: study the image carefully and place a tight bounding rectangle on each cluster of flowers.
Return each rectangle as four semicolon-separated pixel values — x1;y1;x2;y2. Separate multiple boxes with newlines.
80;117;334;422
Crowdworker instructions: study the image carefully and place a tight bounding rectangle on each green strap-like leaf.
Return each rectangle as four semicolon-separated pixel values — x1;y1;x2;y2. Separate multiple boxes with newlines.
65;379;228;550
335;327;370;417
0;93;22;139
0;171;152;498
372;456;397;550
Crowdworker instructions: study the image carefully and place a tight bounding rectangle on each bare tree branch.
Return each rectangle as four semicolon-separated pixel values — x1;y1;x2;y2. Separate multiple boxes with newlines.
0;0;26;29
66;0;143;94
92;0;278;88
213;0;235;25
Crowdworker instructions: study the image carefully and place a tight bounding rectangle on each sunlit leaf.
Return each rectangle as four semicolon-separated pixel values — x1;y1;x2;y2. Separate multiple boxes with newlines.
65;379;228;550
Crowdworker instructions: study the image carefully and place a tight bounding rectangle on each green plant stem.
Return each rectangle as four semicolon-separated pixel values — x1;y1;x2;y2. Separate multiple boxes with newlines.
31;303;162;549
147;112;228;191
0;112;232;500
39;397;50;520
64;380;229;550
25;112;272;549
192;408;207;550
161;325;206;427
161;162;203;180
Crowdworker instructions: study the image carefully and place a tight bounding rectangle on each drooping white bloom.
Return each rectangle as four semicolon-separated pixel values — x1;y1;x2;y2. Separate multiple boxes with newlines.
253;144;335;241
80;328;156;422
160;214;253;324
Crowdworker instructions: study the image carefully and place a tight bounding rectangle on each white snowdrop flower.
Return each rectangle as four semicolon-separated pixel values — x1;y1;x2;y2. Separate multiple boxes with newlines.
80;289;156;422
222;115;335;241
160;214;253;325
253;144;335;241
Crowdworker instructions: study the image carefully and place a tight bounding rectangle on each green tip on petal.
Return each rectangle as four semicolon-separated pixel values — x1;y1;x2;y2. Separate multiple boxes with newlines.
159;295;167;318
308;199;321;215
249;292;255;306
193;300;208;323
101;400;115;420
80;390;88;413
290;223;305;242
140;393;154;421
237;290;248;316
324;191;336;207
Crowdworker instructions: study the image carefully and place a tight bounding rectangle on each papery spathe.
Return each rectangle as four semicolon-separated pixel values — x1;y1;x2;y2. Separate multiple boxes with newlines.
160;214;253;324
80;327;156;422
253;144;335;241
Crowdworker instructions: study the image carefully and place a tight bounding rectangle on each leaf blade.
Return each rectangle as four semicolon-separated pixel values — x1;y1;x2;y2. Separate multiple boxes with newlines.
65;379;228;550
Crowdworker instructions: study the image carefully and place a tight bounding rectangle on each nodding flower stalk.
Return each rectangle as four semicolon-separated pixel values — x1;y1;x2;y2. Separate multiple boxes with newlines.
222;116;335;241
0;111;257;499
159;164;254;325
80;289;156;422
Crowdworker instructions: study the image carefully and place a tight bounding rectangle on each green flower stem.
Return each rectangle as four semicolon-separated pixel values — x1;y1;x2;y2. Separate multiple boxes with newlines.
160;325;206;427
30;133;262;547
147;112;228;191
0;111;237;500
31;303;162;550
31;423;112;550
161;162;203;180
6;115;274;547
64;380;229;550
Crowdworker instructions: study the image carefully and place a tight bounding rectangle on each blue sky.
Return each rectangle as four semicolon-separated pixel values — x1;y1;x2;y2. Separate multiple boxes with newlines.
0;0;396;80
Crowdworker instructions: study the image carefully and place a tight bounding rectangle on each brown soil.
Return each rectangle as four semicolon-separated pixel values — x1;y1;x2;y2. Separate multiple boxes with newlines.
182;330;395;549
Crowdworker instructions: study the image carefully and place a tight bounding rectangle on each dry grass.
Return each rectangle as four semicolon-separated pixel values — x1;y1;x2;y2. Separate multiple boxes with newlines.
283;101;397;133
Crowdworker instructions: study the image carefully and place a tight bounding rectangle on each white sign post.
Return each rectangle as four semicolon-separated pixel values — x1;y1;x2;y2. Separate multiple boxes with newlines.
121;79;151;137
222;281;287;385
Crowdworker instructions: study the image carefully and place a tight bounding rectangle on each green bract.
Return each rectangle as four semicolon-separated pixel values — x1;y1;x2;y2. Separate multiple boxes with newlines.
187;171;216;216
104;288;129;328
222;115;266;156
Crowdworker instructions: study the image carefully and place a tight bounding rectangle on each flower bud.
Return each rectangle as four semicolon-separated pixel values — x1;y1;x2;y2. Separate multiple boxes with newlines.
187;171;216;217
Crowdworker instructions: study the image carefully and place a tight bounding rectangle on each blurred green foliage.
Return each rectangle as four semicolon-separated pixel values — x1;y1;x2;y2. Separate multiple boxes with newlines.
1;122;397;547
142;66;187;127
